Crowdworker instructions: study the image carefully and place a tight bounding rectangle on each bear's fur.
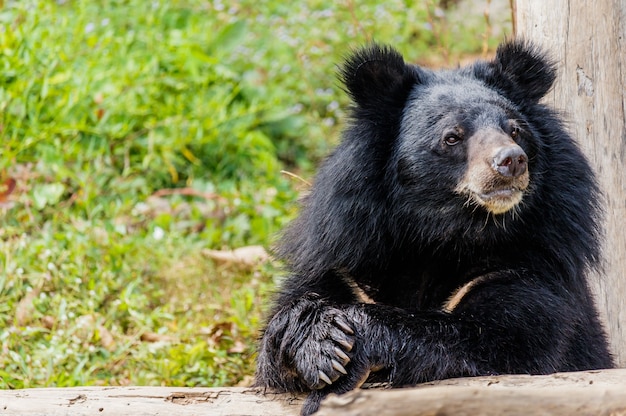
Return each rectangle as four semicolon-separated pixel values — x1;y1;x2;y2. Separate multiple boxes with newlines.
255;39;614;415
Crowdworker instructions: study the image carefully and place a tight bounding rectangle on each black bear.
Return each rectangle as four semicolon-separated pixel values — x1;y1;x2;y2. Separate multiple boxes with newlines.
255;39;614;415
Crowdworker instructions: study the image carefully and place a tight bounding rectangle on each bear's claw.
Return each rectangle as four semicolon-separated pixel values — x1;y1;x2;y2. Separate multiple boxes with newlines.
331;359;348;375
334;316;355;335
317;370;332;387
334;347;350;363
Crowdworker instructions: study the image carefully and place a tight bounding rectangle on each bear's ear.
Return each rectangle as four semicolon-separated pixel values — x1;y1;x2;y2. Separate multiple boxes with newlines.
339;44;421;112
476;39;557;104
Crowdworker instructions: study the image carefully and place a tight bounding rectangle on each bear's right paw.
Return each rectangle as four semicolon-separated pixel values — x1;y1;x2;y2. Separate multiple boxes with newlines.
292;307;356;390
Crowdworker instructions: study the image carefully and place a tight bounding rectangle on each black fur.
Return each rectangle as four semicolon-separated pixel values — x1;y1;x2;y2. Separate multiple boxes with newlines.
255;39;613;415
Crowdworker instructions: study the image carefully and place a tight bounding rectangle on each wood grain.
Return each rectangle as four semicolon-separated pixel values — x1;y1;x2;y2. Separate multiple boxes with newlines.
2;370;626;415
318;369;626;415
515;0;626;367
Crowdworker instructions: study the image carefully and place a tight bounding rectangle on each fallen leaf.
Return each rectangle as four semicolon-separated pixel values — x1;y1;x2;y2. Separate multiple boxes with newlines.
140;332;175;343
41;315;56;330
0;177;16;201
15;288;41;326
75;315;117;352
227;340;246;354
152;187;225;201
98;324;116;351
202;245;269;268
206;322;236;345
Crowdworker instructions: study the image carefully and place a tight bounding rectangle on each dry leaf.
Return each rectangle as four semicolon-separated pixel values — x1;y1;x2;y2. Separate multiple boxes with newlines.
140;332;175;343
41;315;56;330
15;288;41;326
75;315;116;352
98;324;116;351
227;340;246;354
0;177;16;208
152;187;225;201
202;245;269;268
0;177;16;202
206;322;236;345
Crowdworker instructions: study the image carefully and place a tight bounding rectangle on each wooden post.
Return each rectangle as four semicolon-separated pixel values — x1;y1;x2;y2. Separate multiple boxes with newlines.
515;0;626;367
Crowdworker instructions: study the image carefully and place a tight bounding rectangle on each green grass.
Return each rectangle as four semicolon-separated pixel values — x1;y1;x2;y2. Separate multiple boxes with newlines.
0;0;510;389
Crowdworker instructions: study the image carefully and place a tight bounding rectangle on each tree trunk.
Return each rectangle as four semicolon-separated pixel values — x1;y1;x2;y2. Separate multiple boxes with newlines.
515;0;626;367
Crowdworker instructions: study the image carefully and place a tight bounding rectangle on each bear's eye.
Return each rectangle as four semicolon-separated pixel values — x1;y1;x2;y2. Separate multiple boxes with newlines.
510;126;520;139
444;134;462;146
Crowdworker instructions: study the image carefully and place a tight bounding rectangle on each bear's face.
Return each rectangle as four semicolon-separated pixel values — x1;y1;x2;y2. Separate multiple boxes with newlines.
397;80;531;215
339;41;556;221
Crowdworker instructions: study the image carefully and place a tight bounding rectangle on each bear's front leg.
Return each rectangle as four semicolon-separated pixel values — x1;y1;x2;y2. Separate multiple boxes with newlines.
255;294;357;393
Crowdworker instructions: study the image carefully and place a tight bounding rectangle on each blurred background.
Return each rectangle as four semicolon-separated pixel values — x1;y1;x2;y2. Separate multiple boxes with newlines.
0;0;510;389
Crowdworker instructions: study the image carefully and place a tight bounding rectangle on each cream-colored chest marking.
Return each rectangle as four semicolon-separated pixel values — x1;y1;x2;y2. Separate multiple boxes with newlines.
443;275;490;313
353;284;376;304
338;270;376;304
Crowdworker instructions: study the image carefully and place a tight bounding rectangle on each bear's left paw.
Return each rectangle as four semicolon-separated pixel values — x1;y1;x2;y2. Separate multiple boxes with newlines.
292;308;355;390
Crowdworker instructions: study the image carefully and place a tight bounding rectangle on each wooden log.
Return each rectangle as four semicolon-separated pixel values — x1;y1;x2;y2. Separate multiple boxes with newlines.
0;386;304;415
318;369;626;416
2;369;626;415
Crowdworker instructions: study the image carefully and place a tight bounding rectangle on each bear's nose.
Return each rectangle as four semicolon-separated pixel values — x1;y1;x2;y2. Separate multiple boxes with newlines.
493;146;528;177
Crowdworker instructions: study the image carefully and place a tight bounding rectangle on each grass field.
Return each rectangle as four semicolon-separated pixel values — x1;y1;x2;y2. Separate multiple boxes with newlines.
0;0;509;389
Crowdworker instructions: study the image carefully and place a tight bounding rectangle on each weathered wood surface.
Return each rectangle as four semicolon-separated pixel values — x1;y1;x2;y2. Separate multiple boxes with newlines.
0;386;304;415
2;369;626;415
318;369;626;415
516;0;626;367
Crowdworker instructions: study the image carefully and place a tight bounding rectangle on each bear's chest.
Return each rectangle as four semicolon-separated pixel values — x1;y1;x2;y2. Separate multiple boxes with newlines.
351;260;500;311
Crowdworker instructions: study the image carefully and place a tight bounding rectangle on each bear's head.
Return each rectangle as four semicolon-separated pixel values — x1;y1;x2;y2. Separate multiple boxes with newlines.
340;40;556;218
280;40;600;277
